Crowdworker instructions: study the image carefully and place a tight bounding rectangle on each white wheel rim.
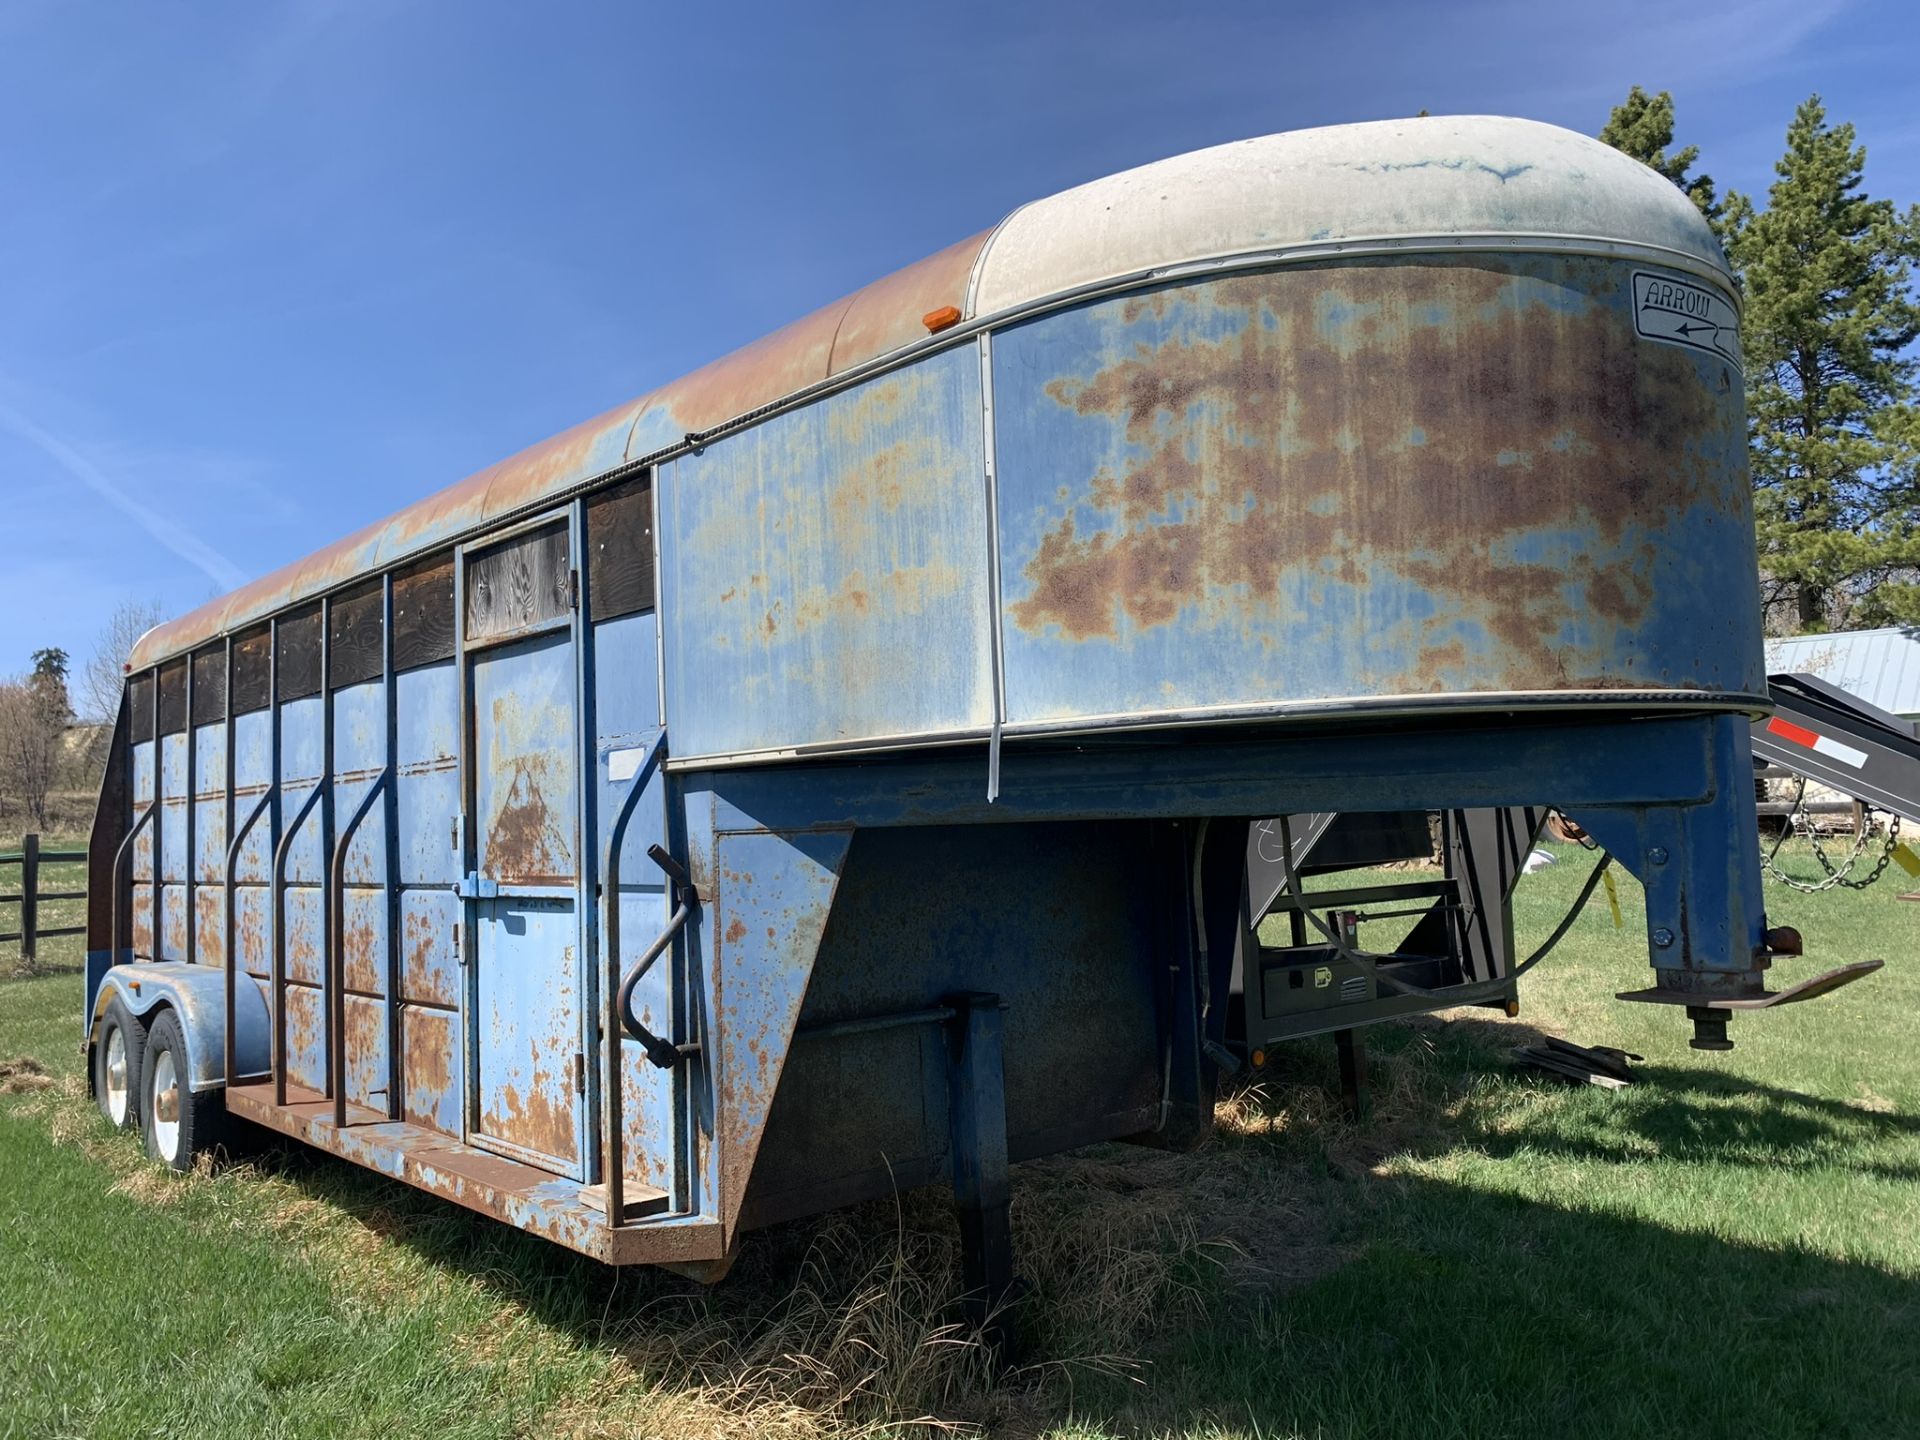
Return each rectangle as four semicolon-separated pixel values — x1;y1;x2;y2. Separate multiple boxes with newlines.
103;1028;129;1125
149;1048;181;1162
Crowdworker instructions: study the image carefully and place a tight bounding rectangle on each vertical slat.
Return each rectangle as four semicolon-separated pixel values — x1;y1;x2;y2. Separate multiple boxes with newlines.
148;666;160;959
271;619;287;1107
453;544;475;1140
21;833;37;967
222;636;235;1088
651;467;667;732
946;992;1011;1340
320;598;336;1113
183;656;196;966
329;771;386;1128
382;573;402;1120
571;498;602;1181
979;332;1006;803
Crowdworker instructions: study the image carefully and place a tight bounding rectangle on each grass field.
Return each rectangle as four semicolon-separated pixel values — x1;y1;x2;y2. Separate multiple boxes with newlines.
2;838;1918;1439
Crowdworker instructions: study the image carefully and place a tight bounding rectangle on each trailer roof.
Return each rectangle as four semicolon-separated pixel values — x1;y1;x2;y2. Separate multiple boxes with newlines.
129;115;1729;672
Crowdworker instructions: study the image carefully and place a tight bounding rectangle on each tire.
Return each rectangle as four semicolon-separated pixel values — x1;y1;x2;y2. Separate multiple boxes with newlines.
92;998;145;1131
141;1009;224;1171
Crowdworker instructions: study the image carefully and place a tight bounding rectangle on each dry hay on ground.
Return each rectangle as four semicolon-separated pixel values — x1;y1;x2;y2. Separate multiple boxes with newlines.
0;1054;52;1094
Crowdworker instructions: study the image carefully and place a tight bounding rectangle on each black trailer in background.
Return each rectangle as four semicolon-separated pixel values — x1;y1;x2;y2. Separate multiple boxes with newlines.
1754;673;1920;830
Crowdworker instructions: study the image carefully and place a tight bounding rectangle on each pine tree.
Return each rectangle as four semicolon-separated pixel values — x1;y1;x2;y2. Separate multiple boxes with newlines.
1599;85;1723;232
1724;96;1920;630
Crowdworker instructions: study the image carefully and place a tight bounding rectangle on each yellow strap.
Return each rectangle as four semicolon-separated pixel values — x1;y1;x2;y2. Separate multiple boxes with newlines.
1892;842;1920;878
1601;867;1623;929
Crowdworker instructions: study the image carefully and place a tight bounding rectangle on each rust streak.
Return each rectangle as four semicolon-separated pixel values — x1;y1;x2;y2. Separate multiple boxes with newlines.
1008;257;1727;690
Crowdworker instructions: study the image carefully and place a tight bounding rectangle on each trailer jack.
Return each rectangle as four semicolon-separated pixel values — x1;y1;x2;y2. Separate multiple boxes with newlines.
1617;959;1885;1049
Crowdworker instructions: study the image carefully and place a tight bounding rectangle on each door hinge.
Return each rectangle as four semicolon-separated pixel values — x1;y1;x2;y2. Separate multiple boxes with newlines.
568;568;580;611
572;1052;585;1095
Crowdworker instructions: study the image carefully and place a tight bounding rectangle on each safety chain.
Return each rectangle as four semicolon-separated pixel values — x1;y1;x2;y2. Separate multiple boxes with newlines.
1760;775;1902;893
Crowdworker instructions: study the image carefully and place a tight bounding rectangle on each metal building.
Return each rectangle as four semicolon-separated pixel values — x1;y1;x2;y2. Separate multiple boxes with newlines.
83;115;1817;1293
1765;629;1920;721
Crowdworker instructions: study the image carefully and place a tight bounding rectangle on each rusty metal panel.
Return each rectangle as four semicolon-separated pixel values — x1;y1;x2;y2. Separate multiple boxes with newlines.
283;982;326;1094
342;886;387;995
474;898;582;1172
618;1031;672;1194
400;888;460;1006
593;611;661;753
594;612;667;873
232;710;274;883
991;255;1763;729
235;883;270;977
193;884;225;969
470;619;584;1175
332;679;387;884
707;827;851;1246
191;722;226;883
279;696;325;884
401;1002;462;1136
130;883;154;959
283;886;323;986
131;740;155;882
344;993;389;1109
159;734;188;885
474;632;576;886
593;612;675;1192
613;876;675;1195
660;346;993;761
396;662;459;887
159;883;188;961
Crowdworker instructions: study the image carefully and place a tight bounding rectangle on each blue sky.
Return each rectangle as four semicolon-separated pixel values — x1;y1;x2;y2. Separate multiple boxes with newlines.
2;0;1915;687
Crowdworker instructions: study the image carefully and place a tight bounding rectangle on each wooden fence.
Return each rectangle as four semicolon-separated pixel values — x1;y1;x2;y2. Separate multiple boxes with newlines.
0;834;86;967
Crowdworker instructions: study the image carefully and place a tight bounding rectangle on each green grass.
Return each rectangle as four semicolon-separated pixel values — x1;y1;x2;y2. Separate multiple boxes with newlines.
2;840;1918;1438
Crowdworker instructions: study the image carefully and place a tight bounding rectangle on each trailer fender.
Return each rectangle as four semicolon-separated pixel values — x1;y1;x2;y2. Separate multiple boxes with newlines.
88;963;267;1094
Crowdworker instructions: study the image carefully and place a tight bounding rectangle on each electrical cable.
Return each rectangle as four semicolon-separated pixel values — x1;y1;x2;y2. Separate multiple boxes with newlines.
1274;814;1613;1006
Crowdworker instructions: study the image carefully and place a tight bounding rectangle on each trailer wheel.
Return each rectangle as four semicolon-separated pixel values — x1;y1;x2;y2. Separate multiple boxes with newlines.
141;1010;221;1171
93;999;145;1131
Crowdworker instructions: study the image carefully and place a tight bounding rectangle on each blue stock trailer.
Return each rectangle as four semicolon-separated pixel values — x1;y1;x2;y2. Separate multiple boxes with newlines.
82;116;1856;1305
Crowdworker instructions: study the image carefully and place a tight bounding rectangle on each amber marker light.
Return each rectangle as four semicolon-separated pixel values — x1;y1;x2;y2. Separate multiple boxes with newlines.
921;305;962;334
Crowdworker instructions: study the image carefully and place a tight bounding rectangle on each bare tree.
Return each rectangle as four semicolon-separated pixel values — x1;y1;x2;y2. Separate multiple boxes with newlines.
0;672;67;829
79;599;164;726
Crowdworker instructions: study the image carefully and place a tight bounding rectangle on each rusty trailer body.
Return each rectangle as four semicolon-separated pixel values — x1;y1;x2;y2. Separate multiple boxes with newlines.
85;116;1795;1286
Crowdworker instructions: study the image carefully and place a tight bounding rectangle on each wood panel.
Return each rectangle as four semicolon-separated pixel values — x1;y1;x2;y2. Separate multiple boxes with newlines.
587;473;655;622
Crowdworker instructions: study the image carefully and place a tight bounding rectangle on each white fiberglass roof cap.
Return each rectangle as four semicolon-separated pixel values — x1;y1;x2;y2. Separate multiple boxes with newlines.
970;115;1731;317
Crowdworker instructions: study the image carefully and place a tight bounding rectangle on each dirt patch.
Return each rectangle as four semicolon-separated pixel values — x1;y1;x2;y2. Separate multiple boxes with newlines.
0;1055;53;1094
